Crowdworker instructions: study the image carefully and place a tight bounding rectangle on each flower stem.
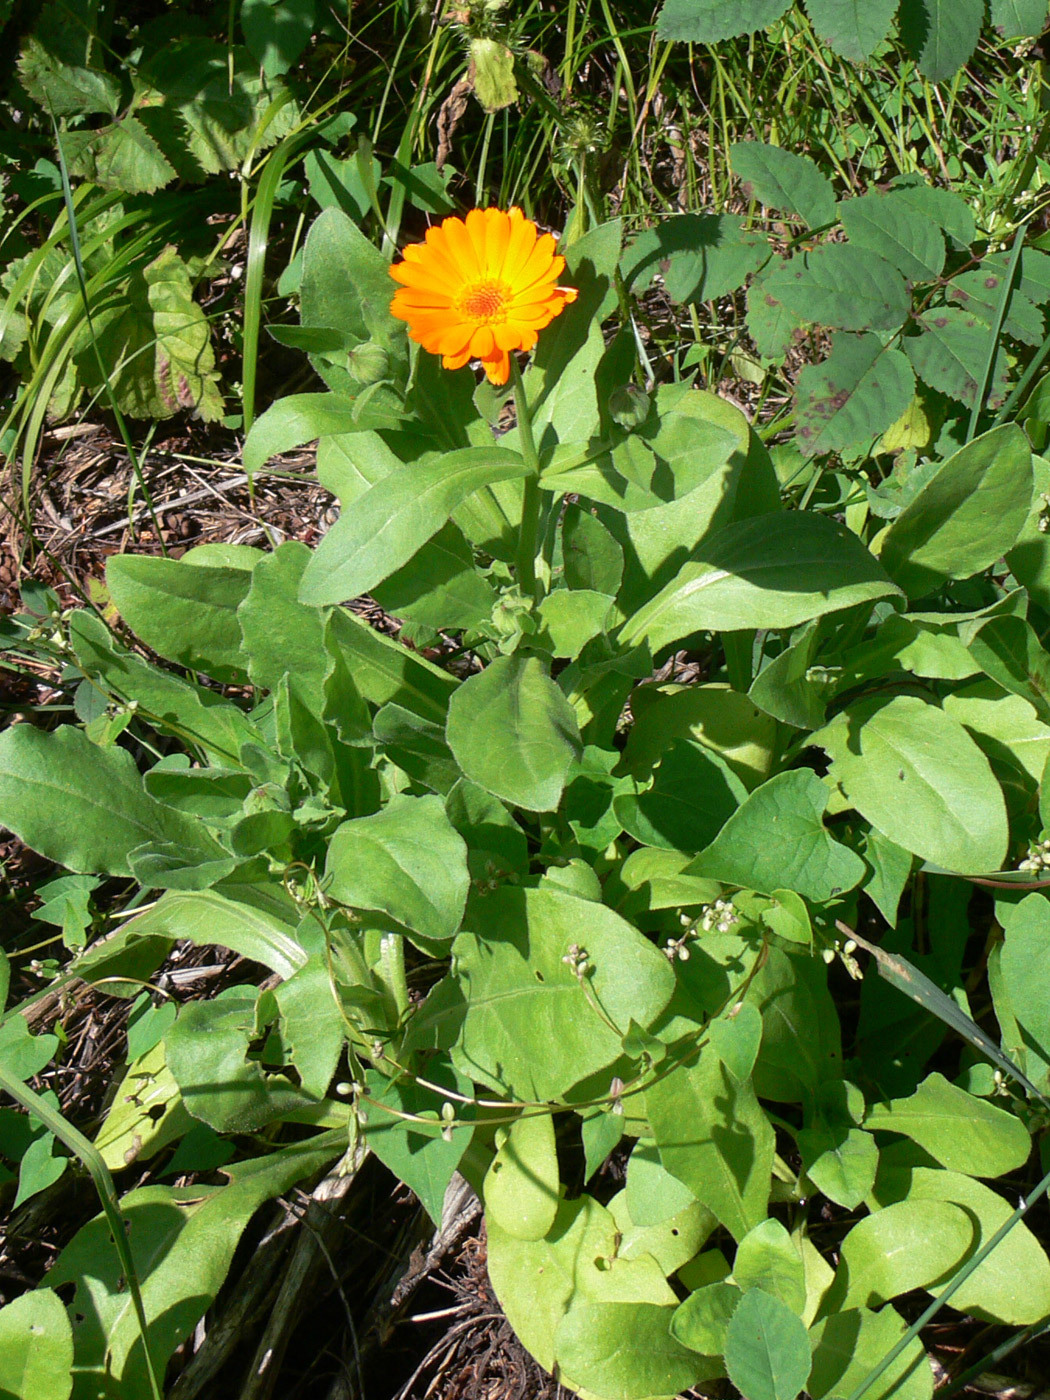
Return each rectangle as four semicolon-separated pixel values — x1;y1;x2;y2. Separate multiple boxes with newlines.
509;356;543;606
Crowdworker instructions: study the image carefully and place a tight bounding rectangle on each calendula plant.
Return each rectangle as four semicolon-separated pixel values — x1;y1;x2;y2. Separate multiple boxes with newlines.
5;195;1050;1400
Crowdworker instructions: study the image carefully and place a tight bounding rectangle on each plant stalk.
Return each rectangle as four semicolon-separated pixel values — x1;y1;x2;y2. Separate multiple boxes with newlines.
509;357;543;607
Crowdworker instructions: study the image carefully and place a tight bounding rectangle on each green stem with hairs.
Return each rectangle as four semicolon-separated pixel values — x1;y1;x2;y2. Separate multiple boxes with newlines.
509;357;544;607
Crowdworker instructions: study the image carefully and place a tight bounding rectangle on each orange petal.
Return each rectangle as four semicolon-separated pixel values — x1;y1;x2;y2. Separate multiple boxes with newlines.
482;348;511;384
439;215;483;280
502;208;540;283
470;325;495;358
443;346;473;370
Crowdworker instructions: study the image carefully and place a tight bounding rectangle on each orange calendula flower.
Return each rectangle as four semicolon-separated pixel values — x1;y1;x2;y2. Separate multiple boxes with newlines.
389;206;578;386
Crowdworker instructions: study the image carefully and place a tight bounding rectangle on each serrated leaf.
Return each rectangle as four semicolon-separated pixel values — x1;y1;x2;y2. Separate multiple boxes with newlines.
905;306;1011;408
19;35;121;117
900;0;985;81
623;213;771;303
803;0;898;59
730;142;836;228
656;0;793;42
990;0;1048;35
796;333;916;457
889;176;976;249
144;246;223;419
747;263;808;359
840;189;946;281
948;269;1045;346
60;116;176;195
776;244;910;332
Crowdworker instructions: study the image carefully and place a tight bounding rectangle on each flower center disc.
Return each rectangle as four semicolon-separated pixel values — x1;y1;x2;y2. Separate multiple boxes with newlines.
459;280;509;324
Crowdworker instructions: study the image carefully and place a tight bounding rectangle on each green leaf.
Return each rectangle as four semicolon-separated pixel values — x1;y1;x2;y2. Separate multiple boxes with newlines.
656;0;792;41
901;0;984;81
562;504;624;594
326;607;454;726
48;1136;339;1399
626;1141;703;1226
733;1218;807;1314
724;1288;812;1400
796;333;916;457
813;695;1010;873
299;447;527;605
452;886;675;1101
708;999;764;1082
968;615;1050;725
747;262;808;359
889;176;976;249
865;1071;1031;1176
445;654;582;813
0;725;227;880
874;1163;1050;1323
840;190;946;281
274;956;345;1099
622;213;770;303
808;1307;933;1400
905;306;1011;409
373;522;497;631
802;0;898;59
361;1061;473;1225
555;1302;706;1400
325;794;470;944
839;1198;974;1307
879;424;1033;596
620;512;899;651
776;245;910;331
615;739;747;854
609;1185;714;1274
166;989;306;1131
19;36;121;116
0;1289;73;1400
625;683;777;792
61;115;176;194
107;555;251;682
948;269;1044;346
94;1040;192;1171
484;1195;622;1373
243;393;362;475
671;1282;741;1356
68;612;257;765
990;0;1048;35
241;0;315;76
14;1134;67;1208
143;246;223;420
730;142;836;228
237;541;326;709
798;1081;879;1210
647;1048;774;1241
995;894;1050;1095
688;769;866;903
484;1111;560;1241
